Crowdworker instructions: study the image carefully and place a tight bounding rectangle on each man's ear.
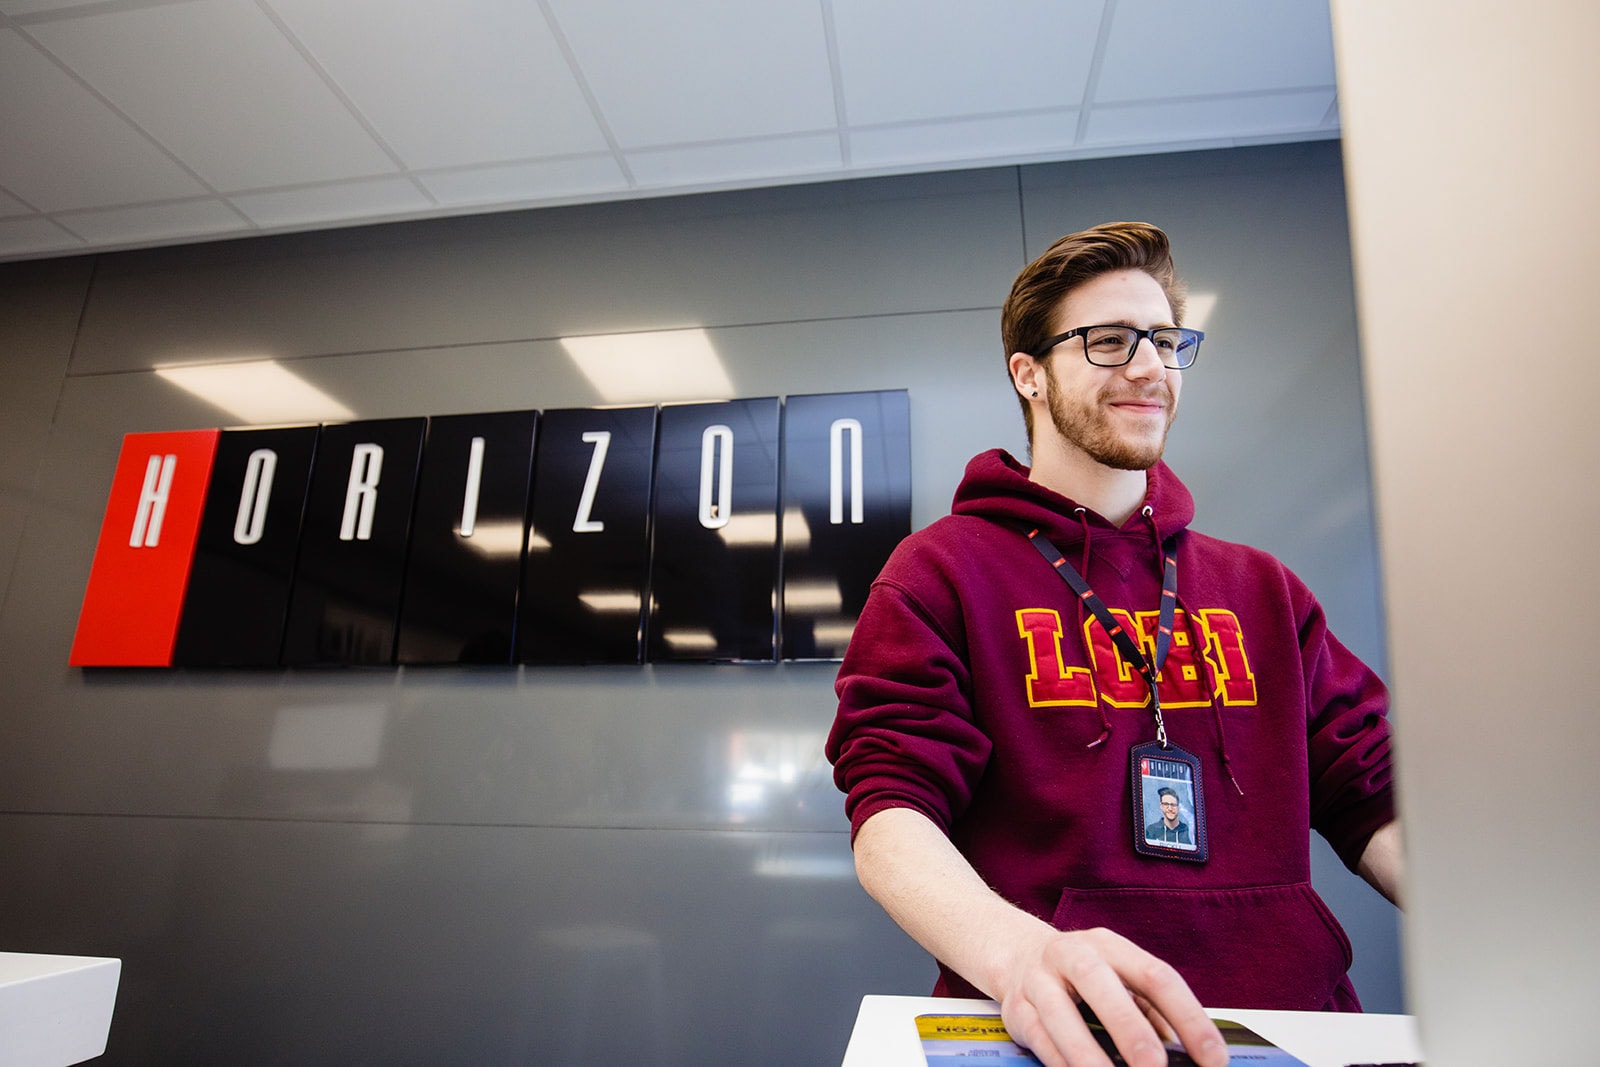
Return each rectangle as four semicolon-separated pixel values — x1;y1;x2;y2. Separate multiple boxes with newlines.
1009;351;1044;399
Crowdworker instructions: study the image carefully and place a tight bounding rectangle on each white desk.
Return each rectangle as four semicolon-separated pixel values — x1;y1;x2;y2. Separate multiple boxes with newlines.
842;995;1423;1067
0;953;121;1067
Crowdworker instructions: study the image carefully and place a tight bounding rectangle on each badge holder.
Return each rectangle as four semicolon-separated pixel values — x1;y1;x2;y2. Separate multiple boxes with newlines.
1131;739;1208;862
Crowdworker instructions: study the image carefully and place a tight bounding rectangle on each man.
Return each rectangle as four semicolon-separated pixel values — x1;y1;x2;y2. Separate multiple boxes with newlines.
1145;788;1191;847
826;222;1402;1067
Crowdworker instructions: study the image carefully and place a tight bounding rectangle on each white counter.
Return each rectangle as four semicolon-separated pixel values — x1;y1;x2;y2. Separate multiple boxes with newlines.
0;954;120;1067
842;994;1423;1067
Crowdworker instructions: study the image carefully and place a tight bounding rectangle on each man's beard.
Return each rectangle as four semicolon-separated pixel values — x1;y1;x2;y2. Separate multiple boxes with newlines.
1046;381;1176;471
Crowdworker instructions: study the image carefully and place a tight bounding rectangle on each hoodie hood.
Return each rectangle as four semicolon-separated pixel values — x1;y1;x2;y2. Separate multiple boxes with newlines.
949;448;1195;546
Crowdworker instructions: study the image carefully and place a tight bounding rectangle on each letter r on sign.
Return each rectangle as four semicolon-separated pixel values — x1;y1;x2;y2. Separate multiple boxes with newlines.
340;443;384;542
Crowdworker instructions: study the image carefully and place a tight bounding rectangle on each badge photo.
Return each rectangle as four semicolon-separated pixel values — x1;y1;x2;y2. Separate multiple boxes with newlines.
1131;740;1209;863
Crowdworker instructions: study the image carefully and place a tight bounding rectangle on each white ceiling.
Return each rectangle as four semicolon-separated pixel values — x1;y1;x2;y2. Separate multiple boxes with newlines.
0;0;1340;264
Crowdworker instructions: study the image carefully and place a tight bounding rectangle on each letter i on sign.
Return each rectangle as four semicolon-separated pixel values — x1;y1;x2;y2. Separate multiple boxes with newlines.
70;430;220;666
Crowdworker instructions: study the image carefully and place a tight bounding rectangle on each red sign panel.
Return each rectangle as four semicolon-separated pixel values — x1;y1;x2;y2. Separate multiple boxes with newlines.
69;430;220;667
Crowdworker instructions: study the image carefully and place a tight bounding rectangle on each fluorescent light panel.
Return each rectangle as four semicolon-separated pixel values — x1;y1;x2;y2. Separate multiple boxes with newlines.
458;520;526;559
717;513;776;546
784;581;842;612
661;628;717;653
561;328;733;403
267;703;387;770
753;855;856;879
156;360;354;424
810;622;858;645
1184;292;1219;331
578;591;643;613
782;508;811;549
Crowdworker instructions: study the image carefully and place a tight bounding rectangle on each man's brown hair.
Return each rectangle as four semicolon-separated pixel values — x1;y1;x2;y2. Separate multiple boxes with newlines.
1001;221;1188;435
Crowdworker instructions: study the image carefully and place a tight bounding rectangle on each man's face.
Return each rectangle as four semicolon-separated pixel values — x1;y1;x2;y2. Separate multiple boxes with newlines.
1160;793;1180;826
1040;269;1181;471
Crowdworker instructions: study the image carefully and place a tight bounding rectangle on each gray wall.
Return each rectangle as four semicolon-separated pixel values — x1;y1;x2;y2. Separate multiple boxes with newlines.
0;140;1400;1065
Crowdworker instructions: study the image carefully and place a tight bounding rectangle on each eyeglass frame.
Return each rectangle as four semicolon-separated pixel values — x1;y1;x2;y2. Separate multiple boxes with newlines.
1031;324;1204;370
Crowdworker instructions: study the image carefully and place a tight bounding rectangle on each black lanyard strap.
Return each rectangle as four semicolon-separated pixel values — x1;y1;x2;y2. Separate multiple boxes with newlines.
1027;526;1180;746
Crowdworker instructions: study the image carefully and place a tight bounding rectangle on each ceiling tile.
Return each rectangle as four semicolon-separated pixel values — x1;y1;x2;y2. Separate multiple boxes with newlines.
418;156;629;209
0;0;1348;262
625;133;841;189
0;214;84;258
0;30;210;211
266;0;610;169
54;198;251;247
548;0;837;148
228;176;433;229
28;0;398;191
832;0;1102;126
1096;0;1336;102
1085;91;1337;148
849;110;1079;171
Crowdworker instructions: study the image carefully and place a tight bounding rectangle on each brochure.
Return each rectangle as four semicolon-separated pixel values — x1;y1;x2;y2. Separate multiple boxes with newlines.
916;1011;1313;1066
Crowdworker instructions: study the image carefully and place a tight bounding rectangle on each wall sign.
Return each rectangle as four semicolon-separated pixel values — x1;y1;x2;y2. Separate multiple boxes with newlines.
781;391;913;660
649;398;781;663
398;410;539;666
172;425;316;666
518;406;655;666
68;390;911;668
282;417;427;666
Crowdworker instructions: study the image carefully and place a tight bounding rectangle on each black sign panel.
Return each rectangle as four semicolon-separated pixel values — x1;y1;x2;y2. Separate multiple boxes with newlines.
396;410;538;665
649;399;780;662
281;418;426;666
171;425;318;666
780;390;912;659
518;407;655;665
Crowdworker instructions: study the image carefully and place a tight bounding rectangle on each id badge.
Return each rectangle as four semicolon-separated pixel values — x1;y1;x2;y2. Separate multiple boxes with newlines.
1131;740;1208;863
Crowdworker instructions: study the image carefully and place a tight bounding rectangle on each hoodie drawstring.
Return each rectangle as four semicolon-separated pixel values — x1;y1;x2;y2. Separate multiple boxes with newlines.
1034;505;1233;782
1142;507;1243;796
1176;591;1245;796
1073;507;1113;749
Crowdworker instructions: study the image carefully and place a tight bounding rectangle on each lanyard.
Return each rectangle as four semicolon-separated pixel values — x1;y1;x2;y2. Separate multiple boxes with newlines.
1026;526;1180;747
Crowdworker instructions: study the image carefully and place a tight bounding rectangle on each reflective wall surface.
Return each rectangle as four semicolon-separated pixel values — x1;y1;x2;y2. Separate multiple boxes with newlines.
0;142;1400;1065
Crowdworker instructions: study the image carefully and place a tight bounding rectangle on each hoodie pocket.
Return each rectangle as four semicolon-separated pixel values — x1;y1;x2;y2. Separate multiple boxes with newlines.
1050;882;1355;1011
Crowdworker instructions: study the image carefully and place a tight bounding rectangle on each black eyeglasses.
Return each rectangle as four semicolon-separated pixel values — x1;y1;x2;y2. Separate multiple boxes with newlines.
1032;325;1203;369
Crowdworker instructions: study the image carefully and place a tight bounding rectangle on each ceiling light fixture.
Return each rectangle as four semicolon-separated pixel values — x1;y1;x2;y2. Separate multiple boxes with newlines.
561;328;733;404
1183;292;1219;332
155;360;355;425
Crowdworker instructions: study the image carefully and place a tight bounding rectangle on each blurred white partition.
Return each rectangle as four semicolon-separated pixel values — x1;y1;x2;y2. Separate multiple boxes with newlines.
0;954;120;1067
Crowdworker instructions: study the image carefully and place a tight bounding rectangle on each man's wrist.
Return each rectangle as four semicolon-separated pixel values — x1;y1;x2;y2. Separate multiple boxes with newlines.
974;911;1066;1002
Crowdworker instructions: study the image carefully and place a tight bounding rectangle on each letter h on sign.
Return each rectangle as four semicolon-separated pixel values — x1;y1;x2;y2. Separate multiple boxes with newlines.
69;430;220;667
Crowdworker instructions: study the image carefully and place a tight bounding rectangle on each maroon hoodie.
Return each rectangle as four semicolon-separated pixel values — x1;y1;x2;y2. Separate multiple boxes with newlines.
827;449;1393;1011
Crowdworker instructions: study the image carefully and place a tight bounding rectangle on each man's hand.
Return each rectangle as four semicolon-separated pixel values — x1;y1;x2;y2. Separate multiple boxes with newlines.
853;808;1227;1067
991;925;1227;1067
